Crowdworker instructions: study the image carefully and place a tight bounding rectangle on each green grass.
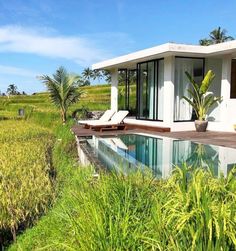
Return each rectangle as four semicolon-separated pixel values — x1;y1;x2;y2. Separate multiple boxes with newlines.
1;84;236;250
9;167;236;251
0;84;111;120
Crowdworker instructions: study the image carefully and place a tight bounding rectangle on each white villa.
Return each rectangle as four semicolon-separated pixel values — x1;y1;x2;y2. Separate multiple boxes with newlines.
92;41;236;132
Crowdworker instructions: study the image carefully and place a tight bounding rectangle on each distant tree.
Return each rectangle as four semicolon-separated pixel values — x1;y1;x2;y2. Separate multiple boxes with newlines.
82;67;94;85
39;66;83;123
22;91;27;95
7;84;18;95
75;75;90;87
102;70;112;83
80;80;90;86
199;39;212;46
209;27;234;43
92;69;103;82
199;27;234;46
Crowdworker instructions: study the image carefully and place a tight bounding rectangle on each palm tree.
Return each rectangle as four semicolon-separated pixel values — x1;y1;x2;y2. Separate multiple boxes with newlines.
102;70;112;83
209;27;234;44
199;27;234;46
82;67;94;85
92;69;103;82
39;66;83;123
199;39;212;46
7;84;18;95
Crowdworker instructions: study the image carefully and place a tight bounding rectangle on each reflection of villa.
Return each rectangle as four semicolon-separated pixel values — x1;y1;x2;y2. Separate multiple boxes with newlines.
92;135;236;178
92;41;236;132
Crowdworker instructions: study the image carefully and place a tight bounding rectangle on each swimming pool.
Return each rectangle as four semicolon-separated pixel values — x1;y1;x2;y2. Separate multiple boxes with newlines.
87;133;236;178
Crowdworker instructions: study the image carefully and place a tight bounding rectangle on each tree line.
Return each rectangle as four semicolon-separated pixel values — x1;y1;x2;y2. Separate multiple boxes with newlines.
199;26;234;45
0;84;27;96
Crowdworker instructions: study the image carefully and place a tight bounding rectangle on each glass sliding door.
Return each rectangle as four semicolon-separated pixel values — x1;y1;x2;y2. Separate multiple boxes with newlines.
156;60;164;120
118;69;137;115
231;59;236;98
137;59;164;120
147;61;155;119
138;63;148;119
127;70;137;115
174;57;204;121
118;69;127;110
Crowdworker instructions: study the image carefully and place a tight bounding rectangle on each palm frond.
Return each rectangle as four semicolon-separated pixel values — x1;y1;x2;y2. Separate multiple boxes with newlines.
200;70;215;94
39;67;83;122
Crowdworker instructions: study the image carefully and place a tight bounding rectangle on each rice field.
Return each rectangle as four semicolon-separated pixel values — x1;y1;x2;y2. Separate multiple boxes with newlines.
0;120;55;244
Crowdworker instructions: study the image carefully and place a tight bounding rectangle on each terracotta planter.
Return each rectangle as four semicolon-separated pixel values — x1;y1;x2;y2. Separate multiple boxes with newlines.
194;120;208;132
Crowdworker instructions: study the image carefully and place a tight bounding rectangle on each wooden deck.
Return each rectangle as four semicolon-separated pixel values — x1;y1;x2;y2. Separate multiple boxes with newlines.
71;124;236;149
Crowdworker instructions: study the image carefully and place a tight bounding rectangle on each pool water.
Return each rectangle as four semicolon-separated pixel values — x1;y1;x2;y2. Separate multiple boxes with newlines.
88;134;236;178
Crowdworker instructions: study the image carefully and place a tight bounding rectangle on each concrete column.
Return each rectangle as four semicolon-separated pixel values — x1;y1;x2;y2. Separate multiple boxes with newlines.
110;68;119;111
220;55;231;122
163;56;175;127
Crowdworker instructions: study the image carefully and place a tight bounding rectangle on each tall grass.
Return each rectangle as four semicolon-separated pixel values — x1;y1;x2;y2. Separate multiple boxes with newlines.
11;166;236;251
0;121;55;245
1;87;236;250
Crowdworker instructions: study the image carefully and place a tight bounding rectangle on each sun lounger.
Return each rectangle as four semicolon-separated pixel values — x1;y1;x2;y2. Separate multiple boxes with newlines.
102;137;128;150
110;137;128;150
78;110;115;125
85;110;129;131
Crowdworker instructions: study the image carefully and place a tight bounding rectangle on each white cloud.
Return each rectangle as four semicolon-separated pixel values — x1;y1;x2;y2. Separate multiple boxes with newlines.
0;64;39;77
0;25;132;66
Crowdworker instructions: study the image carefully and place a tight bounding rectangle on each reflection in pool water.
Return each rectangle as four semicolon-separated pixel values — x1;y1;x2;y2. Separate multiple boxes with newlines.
88;134;236;178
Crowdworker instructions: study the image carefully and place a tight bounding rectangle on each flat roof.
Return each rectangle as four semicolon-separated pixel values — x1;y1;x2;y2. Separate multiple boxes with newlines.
92;40;236;70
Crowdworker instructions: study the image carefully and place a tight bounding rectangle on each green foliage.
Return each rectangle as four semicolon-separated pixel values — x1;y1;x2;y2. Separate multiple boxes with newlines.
39;66;84;123
6;84;18;95
10;167;236;251
0;84;110;248
183;70;222;121
2;84;235;251
0;121;55;244
199;26;234;46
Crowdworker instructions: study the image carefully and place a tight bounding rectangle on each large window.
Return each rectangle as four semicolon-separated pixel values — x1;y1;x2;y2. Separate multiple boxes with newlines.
230;59;236;98
174;57;204;121
118;69;137;115
137;59;164;120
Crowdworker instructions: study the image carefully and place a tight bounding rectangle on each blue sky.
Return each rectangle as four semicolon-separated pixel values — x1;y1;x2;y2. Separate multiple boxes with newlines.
0;0;235;93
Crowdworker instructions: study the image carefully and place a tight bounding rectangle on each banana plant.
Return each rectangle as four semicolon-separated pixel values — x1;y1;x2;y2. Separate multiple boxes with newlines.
183;70;222;121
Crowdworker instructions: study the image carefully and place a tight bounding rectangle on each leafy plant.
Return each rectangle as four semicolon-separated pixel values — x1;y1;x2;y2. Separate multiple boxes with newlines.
183;70;222;121
199;26;234;45
185;143;219;176
39;66;83;123
10;166;236;251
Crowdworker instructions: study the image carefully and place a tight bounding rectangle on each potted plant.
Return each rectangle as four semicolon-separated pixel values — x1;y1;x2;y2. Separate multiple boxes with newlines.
183;70;222;132
185;143;218;175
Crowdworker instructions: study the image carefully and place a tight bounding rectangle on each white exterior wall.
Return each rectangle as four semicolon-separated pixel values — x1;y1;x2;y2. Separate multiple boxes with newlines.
163;56;175;127
220;55;231;122
111;54;236;132
212;55;236;132
110;69;119;112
